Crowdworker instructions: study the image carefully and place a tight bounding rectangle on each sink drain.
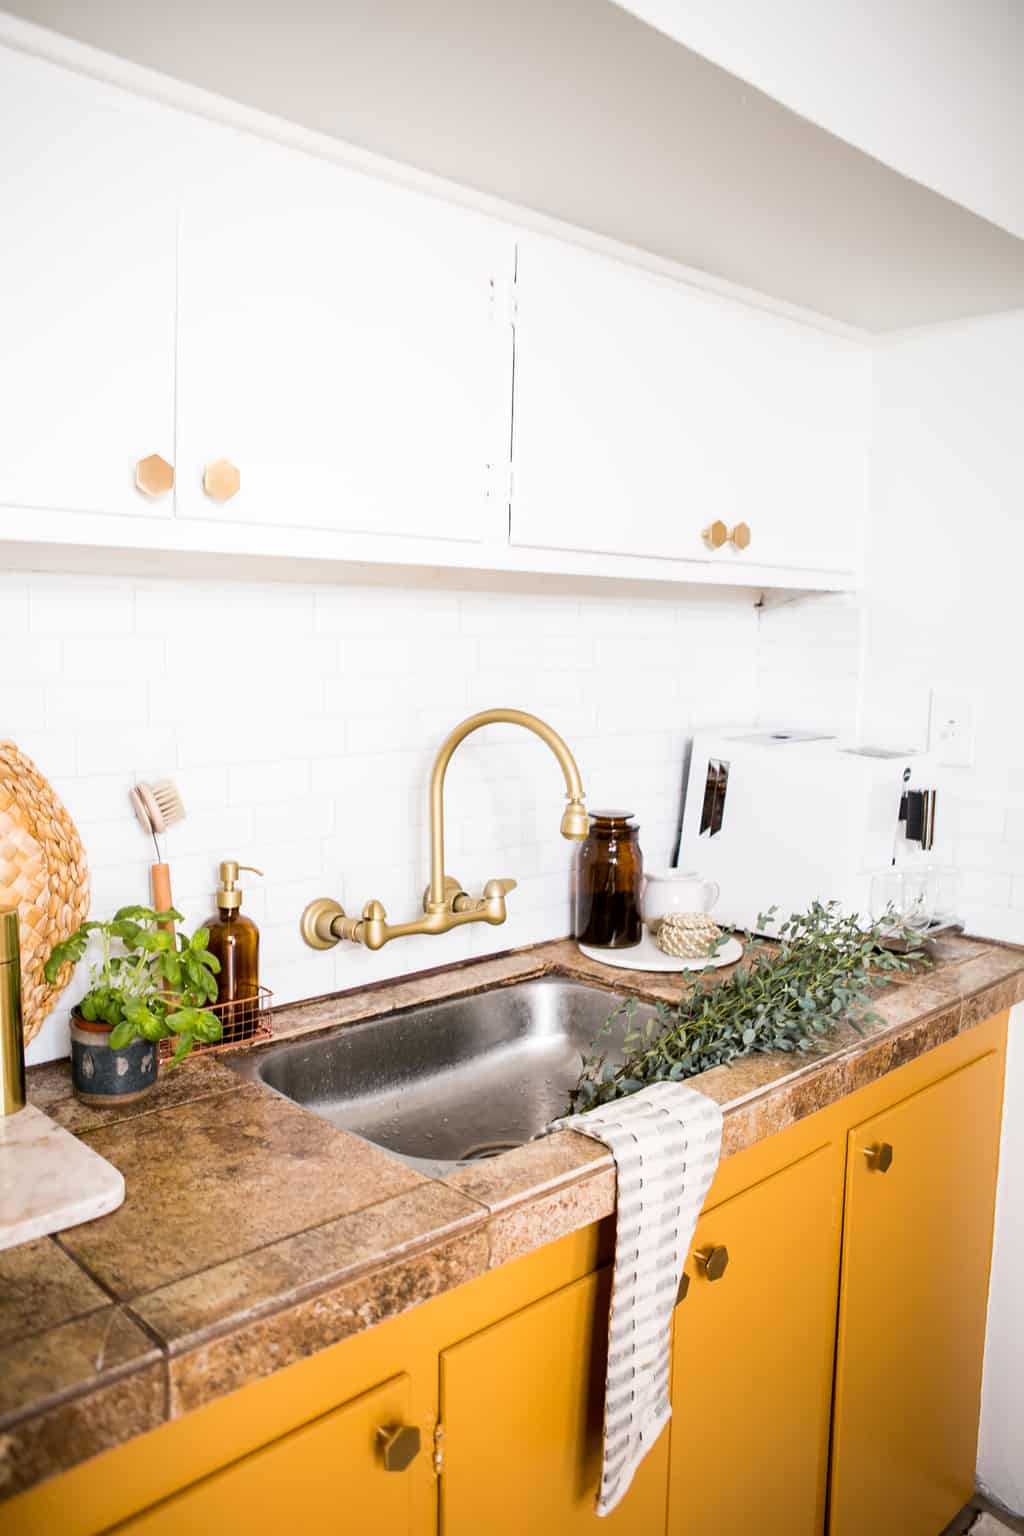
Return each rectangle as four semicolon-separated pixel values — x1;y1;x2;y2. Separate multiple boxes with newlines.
459;1140;522;1162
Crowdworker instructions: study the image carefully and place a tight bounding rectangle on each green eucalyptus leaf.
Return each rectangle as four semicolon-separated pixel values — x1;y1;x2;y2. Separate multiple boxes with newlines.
569;902;927;1114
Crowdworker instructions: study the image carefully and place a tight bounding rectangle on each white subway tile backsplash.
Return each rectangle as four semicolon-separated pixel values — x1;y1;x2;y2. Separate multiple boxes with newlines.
33;565;1019;1072
48;683;148;729
13;730;77;778
227;759;310;805
0;638;63;679
3;685;46;732
60;636;166;683
0;582;29;633
957;872;1013;903
30;580;134;635
76;725;179;776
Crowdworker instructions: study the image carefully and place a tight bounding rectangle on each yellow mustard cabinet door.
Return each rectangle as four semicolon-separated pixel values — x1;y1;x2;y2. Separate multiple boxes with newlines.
829;1050;1004;1536
109;1373;419;1536
440;1266;670;1535
668;1144;841;1536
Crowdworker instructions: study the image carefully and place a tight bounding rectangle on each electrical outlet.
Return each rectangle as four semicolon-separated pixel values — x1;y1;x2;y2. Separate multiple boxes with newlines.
929;688;975;767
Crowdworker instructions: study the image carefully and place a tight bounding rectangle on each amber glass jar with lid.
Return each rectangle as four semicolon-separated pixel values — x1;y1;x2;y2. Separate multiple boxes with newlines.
574;811;644;949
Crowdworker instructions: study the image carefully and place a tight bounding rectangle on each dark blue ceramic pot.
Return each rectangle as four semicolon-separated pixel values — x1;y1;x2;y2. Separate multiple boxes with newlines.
70;1011;158;1106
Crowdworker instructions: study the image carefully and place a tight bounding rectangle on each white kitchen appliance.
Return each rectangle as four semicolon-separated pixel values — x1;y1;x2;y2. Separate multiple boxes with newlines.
675;730;938;935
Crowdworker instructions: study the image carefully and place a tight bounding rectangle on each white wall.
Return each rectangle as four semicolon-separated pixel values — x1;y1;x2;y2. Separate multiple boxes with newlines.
861;311;1024;1511
6;570;759;1063
618;0;1024;240
865;311;1024;942
758;310;1023;1510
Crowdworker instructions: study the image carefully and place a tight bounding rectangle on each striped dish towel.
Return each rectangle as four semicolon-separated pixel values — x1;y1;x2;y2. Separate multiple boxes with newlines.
551;1082;723;1517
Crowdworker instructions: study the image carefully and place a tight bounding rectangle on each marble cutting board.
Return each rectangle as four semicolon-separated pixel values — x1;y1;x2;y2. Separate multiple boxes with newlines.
0;1103;125;1251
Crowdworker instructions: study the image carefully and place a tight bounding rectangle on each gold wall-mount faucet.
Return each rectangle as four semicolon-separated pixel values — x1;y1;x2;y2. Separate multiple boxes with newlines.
301;709;588;952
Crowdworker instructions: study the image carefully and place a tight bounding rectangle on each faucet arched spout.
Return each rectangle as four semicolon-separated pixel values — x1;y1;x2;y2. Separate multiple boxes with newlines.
427;709;587;910
301;708;587;951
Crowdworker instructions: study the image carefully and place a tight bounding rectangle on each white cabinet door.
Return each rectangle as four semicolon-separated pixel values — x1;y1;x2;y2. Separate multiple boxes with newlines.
511;234;730;565
176;129;514;542
0;47;178;520
510;233;865;575
721;303;868;574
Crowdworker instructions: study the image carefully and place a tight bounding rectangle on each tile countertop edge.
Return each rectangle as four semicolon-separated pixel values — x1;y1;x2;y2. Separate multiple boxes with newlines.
4;935;1023;1503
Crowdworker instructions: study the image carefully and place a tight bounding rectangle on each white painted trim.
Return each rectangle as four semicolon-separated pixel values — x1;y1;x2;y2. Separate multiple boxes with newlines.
0;11;870;346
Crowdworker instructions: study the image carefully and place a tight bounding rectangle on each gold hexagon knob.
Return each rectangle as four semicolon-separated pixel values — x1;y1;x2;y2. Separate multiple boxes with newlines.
864;1141;894;1173
695;1245;730;1281
135;454;174;499
203;459;241;502
378;1424;421;1472
729;522;751;550
703;520;728;550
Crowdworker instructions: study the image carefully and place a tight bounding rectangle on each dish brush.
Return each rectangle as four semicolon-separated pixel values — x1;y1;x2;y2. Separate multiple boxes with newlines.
130;778;186;920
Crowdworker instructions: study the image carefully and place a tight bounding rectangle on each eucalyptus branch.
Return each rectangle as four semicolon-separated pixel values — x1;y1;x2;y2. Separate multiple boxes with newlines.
570;901;928;1112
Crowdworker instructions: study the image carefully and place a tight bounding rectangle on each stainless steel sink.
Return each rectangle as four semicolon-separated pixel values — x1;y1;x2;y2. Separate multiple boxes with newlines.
229;977;655;1176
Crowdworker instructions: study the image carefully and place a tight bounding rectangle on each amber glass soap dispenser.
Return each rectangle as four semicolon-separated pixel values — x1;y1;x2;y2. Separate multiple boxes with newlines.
207;861;263;1036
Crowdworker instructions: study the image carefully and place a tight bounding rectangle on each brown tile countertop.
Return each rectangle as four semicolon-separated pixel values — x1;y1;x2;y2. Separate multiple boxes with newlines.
4;933;1023;1499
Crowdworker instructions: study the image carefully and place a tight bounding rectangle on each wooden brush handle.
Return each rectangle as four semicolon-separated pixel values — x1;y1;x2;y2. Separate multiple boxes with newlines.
150;863;174;929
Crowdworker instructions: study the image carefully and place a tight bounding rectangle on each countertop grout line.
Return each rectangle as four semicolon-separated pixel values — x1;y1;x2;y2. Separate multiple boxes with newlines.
39;1232;173;1425
124;1185;496;1350
0;1311;165;1436
73;1083;254;1146
156;1210;496;1363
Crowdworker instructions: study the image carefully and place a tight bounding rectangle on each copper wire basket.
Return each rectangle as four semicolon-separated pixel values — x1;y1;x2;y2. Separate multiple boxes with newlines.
158;986;274;1065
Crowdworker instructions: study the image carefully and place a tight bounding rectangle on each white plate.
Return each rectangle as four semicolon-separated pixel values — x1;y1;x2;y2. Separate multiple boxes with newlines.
577;933;744;973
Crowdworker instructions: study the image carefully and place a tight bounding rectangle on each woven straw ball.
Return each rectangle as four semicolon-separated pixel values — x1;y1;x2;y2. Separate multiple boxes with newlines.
655;912;723;961
0;741;90;1045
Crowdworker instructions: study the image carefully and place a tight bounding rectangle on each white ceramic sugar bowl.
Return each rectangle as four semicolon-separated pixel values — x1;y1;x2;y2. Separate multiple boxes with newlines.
642;869;720;933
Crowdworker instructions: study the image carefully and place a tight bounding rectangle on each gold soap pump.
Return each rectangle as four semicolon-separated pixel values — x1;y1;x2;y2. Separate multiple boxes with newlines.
206;862;263;1025
0;908;26;1117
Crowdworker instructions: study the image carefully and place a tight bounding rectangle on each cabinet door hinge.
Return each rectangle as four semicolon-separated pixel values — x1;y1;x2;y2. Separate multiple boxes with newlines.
485;462;514;508
489;276;518;327
433;1422;445;1477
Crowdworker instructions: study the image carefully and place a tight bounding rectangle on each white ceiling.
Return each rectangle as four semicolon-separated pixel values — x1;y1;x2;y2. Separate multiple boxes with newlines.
619;0;1024;244
6;0;1024;332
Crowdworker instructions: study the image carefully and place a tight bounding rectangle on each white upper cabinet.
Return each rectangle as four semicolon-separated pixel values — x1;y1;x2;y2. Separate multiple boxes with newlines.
0;49;178;520
510;233;867;575
175;127;515;543
0;32;868;591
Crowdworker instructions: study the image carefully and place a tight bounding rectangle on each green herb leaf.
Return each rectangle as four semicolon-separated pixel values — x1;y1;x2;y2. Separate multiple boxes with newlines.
169;1031;194;1067
109;1018;139;1049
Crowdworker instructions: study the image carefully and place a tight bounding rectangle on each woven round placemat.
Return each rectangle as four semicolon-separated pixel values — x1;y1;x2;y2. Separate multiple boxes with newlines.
0;741;90;1045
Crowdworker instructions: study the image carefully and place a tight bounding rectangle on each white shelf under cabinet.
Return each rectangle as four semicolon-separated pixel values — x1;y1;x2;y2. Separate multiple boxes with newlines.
0;505;858;594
